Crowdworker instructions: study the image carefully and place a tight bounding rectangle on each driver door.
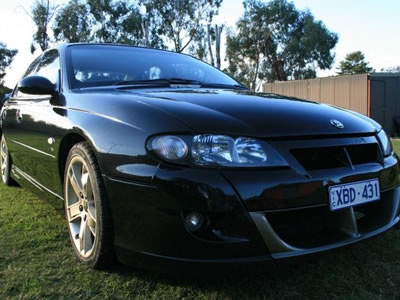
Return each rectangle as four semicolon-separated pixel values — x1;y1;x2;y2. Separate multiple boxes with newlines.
3;49;65;198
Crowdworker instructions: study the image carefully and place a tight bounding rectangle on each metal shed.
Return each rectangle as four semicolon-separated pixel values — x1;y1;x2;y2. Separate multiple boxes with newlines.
262;73;400;136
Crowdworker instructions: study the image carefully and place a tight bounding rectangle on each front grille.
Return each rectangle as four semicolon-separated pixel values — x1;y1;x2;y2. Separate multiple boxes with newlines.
265;206;348;248
346;144;379;165
264;188;395;249
291;143;380;171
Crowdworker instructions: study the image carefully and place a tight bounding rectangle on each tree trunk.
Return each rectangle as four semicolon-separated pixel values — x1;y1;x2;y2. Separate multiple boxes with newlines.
252;56;260;91
141;21;150;47
272;56;286;81
41;0;50;51
215;24;223;69
207;24;215;66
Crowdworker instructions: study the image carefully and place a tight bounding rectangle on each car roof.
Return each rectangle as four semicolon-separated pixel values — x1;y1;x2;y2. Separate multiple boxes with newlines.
56;43;190;58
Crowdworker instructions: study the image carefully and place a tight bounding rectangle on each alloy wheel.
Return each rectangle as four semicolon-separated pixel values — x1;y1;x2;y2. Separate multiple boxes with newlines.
65;156;97;258
1;136;9;184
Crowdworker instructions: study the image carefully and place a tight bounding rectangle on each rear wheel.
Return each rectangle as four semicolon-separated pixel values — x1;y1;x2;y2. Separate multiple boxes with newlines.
64;142;114;268
0;134;11;186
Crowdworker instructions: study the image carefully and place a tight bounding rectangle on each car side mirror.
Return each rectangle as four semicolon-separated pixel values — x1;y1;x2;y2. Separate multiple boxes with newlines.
18;76;57;96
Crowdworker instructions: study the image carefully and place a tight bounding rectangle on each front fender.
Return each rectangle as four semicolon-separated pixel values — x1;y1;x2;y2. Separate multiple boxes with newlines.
59;103;192;185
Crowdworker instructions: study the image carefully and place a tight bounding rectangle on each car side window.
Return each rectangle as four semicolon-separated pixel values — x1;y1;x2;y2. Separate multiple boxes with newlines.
35;50;60;85
22;56;42;79
12;56;42;97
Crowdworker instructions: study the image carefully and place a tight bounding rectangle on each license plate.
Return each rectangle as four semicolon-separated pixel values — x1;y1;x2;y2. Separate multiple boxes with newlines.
329;179;380;211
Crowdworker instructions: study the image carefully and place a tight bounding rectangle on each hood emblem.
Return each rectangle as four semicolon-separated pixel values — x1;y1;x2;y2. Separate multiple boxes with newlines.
330;119;344;129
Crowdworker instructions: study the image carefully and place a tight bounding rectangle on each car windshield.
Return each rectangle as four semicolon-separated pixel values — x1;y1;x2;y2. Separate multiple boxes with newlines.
67;45;241;89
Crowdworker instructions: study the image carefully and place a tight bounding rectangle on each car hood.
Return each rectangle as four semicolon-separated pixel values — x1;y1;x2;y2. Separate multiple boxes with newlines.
74;87;378;138
122;88;377;137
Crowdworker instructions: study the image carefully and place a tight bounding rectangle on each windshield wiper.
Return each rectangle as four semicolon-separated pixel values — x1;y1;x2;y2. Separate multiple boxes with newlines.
112;78;202;86
199;83;248;90
112;78;248;90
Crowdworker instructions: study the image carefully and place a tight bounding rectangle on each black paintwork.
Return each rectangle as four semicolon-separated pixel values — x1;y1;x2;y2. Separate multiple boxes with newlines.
18;76;57;96
1;43;399;272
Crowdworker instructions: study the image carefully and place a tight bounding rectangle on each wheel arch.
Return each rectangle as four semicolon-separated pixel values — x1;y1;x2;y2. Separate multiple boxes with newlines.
62;133;116;268
58;132;87;187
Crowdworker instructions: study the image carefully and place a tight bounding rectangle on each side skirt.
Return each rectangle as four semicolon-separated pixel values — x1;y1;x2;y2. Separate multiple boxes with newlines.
11;165;64;211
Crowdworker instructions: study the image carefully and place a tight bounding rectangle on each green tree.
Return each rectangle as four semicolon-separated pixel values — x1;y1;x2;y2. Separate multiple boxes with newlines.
0;42;18;86
140;0;223;53
118;6;144;45
191;23;224;67
225;0;338;90
337;51;373;75
86;0;146;45
118;3;161;47
52;0;146;46
30;0;58;53
87;0;126;43
52;0;91;42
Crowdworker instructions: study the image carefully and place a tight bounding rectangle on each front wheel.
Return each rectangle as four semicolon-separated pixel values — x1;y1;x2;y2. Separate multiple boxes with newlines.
0;134;12;186
64;142;114;268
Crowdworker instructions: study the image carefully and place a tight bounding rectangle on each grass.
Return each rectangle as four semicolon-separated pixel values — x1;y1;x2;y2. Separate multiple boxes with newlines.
1;142;400;299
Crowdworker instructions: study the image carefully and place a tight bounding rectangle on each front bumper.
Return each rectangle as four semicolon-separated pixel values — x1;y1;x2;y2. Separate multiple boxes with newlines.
250;187;400;260
103;135;400;271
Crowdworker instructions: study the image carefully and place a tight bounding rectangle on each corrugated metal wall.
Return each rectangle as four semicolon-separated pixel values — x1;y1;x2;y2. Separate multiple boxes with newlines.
370;74;400;136
263;74;369;116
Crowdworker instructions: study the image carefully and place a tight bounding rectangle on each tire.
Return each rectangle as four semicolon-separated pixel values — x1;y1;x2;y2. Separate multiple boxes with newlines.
64;142;114;268
0;134;12;186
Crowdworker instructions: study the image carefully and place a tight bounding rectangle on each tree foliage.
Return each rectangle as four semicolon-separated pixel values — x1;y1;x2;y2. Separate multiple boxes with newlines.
337;51;373;75
30;0;223;59
31;0;58;53
52;0;91;43
225;0;338;89
140;0;222;53
118;5;147;46
0;42;18;86
87;0;133;43
36;0;148;48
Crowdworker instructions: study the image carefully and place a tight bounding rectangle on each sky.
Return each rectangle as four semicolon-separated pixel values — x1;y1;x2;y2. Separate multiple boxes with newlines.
1;0;400;87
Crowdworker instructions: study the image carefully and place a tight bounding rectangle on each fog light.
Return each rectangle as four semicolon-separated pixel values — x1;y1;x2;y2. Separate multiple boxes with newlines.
151;136;188;161
184;212;204;232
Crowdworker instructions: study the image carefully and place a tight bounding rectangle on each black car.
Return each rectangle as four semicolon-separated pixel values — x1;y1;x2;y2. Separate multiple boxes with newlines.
0;43;399;272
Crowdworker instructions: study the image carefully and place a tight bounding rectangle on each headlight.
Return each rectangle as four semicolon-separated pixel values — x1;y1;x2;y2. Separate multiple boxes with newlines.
148;134;288;167
377;129;392;156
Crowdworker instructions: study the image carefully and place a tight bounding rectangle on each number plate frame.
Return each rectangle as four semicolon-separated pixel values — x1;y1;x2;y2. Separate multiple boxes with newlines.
328;178;380;211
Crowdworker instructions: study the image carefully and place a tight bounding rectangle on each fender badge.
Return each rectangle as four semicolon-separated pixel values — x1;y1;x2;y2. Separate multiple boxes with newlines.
330;119;344;129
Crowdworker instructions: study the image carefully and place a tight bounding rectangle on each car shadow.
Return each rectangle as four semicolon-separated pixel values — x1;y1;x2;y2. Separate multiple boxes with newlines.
101;230;400;298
